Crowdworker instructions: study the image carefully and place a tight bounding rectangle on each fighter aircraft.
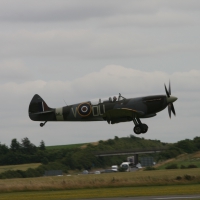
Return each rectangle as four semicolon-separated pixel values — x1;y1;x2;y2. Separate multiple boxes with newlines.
28;82;177;134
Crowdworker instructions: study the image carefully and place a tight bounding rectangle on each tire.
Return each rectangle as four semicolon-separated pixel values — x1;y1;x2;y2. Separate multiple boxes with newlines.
142;124;148;133
134;125;142;134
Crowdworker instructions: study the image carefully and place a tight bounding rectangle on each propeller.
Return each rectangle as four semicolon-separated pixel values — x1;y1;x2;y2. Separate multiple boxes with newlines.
164;81;177;118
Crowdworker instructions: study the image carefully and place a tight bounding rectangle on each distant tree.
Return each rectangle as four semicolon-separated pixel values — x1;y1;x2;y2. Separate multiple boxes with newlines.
175;139;197;153
106;139;115;145
21;137;37;154
10;138;21;152
39;140;46;151
193;137;200;150
166;164;178;169
0;143;9;155
41;157;49;165
129;134;136;139
114;136;119;140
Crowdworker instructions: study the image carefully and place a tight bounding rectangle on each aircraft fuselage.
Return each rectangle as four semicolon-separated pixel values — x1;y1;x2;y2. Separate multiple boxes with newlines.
29;94;168;123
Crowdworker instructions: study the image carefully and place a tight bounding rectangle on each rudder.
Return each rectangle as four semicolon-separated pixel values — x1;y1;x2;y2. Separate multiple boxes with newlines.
28;94;55;121
29;94;51;114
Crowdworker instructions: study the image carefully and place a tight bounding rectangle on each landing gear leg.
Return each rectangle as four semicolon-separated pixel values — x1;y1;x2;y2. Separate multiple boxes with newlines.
133;118;148;134
40;121;47;127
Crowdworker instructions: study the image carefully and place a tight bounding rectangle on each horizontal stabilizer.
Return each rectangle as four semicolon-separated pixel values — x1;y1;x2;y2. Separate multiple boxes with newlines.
31;110;54;115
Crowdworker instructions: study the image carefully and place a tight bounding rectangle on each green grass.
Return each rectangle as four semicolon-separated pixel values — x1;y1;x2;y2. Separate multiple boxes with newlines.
0;165;200;199
0;168;200;192
46;143;88;150
0;185;200;200
158;160;200;170
0;163;41;174
157;152;200;169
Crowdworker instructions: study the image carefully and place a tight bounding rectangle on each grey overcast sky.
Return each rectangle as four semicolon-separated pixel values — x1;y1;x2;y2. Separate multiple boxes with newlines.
0;0;200;146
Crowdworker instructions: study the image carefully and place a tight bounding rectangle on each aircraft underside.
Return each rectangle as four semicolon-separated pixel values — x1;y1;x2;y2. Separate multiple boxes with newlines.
37;115;148;135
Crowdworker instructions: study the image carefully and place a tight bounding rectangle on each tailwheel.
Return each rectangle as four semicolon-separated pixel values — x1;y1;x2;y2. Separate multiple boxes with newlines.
40;121;47;127
133;125;142;134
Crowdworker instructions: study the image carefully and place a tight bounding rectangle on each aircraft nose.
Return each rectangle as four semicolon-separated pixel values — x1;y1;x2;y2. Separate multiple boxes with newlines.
167;96;178;103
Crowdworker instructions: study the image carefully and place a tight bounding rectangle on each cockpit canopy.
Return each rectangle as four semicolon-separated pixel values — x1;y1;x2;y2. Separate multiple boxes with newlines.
90;93;125;105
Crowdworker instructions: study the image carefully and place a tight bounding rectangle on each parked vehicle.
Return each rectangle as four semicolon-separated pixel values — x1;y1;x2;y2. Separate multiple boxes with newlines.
120;162;131;172
82;170;89;174
136;163;142;169
111;165;118;172
101;169;117;173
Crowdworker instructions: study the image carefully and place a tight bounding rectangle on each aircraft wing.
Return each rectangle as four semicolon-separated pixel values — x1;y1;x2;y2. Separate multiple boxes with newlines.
103;108;145;120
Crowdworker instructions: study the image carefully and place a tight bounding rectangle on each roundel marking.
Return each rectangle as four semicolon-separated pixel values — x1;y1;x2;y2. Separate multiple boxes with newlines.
78;103;92;117
81;106;88;113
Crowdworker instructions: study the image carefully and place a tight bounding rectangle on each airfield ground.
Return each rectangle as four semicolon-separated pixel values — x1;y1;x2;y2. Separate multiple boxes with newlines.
0;151;200;199
0;163;41;174
0;168;200;199
0;185;200;200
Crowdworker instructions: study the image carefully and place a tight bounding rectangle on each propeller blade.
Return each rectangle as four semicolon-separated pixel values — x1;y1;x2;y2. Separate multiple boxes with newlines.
169;81;171;96
165;84;170;97
168;103;171;118
171;103;176;116
165;81;177;118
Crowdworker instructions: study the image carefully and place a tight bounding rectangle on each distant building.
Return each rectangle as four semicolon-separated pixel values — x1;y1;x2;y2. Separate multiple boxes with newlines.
44;170;63;176
140;157;154;167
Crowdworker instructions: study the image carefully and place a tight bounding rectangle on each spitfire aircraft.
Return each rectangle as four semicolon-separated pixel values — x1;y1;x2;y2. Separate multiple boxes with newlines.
28;82;177;134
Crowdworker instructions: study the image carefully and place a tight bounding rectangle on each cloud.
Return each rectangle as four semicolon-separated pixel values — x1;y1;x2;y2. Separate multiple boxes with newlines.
0;1;159;23
1;0;200;24
1;29;198;60
1;1;200;62
0;60;32;83
1;65;199;104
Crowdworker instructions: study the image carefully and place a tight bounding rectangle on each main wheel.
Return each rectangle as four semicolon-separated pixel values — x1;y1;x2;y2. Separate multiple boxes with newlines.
133;125;142;134
141;124;148;133
40;123;44;127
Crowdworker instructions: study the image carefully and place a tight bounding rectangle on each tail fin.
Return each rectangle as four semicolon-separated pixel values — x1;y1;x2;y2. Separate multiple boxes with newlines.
29;94;51;113
29;94;55;121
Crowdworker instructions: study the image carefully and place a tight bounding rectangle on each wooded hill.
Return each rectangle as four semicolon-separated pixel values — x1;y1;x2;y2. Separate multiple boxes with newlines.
0;135;200;179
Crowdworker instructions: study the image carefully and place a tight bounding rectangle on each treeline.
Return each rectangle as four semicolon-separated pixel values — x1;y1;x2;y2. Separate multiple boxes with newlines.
0;138;47;165
1;136;200;174
158;136;200;160
0;135;165;168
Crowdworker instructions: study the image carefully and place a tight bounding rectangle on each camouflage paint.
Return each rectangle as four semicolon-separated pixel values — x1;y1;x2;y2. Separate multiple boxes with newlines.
29;94;170;123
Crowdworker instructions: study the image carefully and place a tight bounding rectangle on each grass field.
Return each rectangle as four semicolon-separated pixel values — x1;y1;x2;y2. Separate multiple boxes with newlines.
0;184;200;200
157;152;200;169
46;143;88;150
0;168;200;192
0;152;200;199
0;162;200;199
0;163;41;174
